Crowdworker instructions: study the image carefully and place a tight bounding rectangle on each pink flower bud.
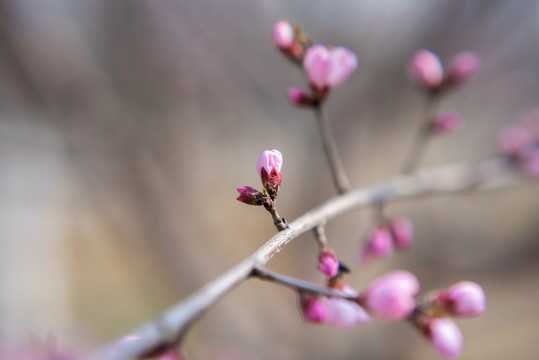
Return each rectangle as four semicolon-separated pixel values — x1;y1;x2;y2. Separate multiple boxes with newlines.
362;270;419;321
236;186;262;205
432;110;464;133
424;318;463;359
389;217;414;250
317;249;340;278
287;87;312;106
271;20;294;50
448;51;480;86
256;149;283;190
498;123;531;156
522;148;539;177
359;226;394;264
437;281;485;317
321;297;370;329
303;45;358;91
407;49;444;90
300;294;328;324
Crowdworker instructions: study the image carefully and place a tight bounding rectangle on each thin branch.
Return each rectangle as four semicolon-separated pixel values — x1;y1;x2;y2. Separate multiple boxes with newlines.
402;95;442;174
88;156;522;360
251;265;357;300
313;104;353;194
313;224;328;250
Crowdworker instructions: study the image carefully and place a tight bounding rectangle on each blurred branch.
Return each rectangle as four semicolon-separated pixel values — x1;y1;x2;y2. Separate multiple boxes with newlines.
89;156;523;360
313;104;352;194
251;265;356;300
402;95;442;174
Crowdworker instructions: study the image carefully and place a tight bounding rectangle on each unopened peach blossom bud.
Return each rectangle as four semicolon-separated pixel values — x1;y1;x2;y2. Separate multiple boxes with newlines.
271;20;294;50
407;49;444;91
437;281;485;318
317;248;339;278
359;226;394;264
389;217;414;250
287;87;312;106
432;110;464;133
236;186;262;205
300;294;328;324
498;123;531;156
256;149;283;191
448;51;480;86
423;318;463;359
303;45;358;92
362;270;419;321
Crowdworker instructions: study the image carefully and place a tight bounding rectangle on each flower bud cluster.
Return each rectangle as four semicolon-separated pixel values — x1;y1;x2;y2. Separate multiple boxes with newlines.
498;109;539;177
300;277;370;329
272;20;358;106
412;281;485;358
358;217;414;264
301;270;420;328
408;49;480;94
236;149;283;206
271;20;307;62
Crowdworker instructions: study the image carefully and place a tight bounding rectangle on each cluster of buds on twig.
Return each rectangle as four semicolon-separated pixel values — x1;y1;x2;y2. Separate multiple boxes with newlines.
300;270;420;327
299;270;485;359
411;281;486;358
498;108;539;177
236;149;288;231
408;49;481;95
402;49;480;173
358;216;414;264
271;20;311;64
408;49;480;136
300;266;370;329
272;20;358;106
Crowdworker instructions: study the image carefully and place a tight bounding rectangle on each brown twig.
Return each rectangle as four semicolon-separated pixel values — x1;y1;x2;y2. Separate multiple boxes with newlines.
87;156;521;360
313;104;353;194
251;265;356;300
402;95;442;174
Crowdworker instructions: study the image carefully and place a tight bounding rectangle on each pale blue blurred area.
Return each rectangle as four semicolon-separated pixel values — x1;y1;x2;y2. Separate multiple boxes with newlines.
0;0;538;359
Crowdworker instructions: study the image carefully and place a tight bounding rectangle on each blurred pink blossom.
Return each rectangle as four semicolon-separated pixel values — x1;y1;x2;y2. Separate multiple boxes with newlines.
271;20;294;50
286;87;311;106
359;226;394;264
317;248;340;278
436;281;485;317
407;49;444;90
432;110;464;133
321;286;370;329
389;217;414;250
448;51;481;85
300;294;328;323
303;45;358;90
424;318;463;359
362;270;419;321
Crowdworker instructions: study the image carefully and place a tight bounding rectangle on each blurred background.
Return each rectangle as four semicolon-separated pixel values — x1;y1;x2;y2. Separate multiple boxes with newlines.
1;0;539;359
